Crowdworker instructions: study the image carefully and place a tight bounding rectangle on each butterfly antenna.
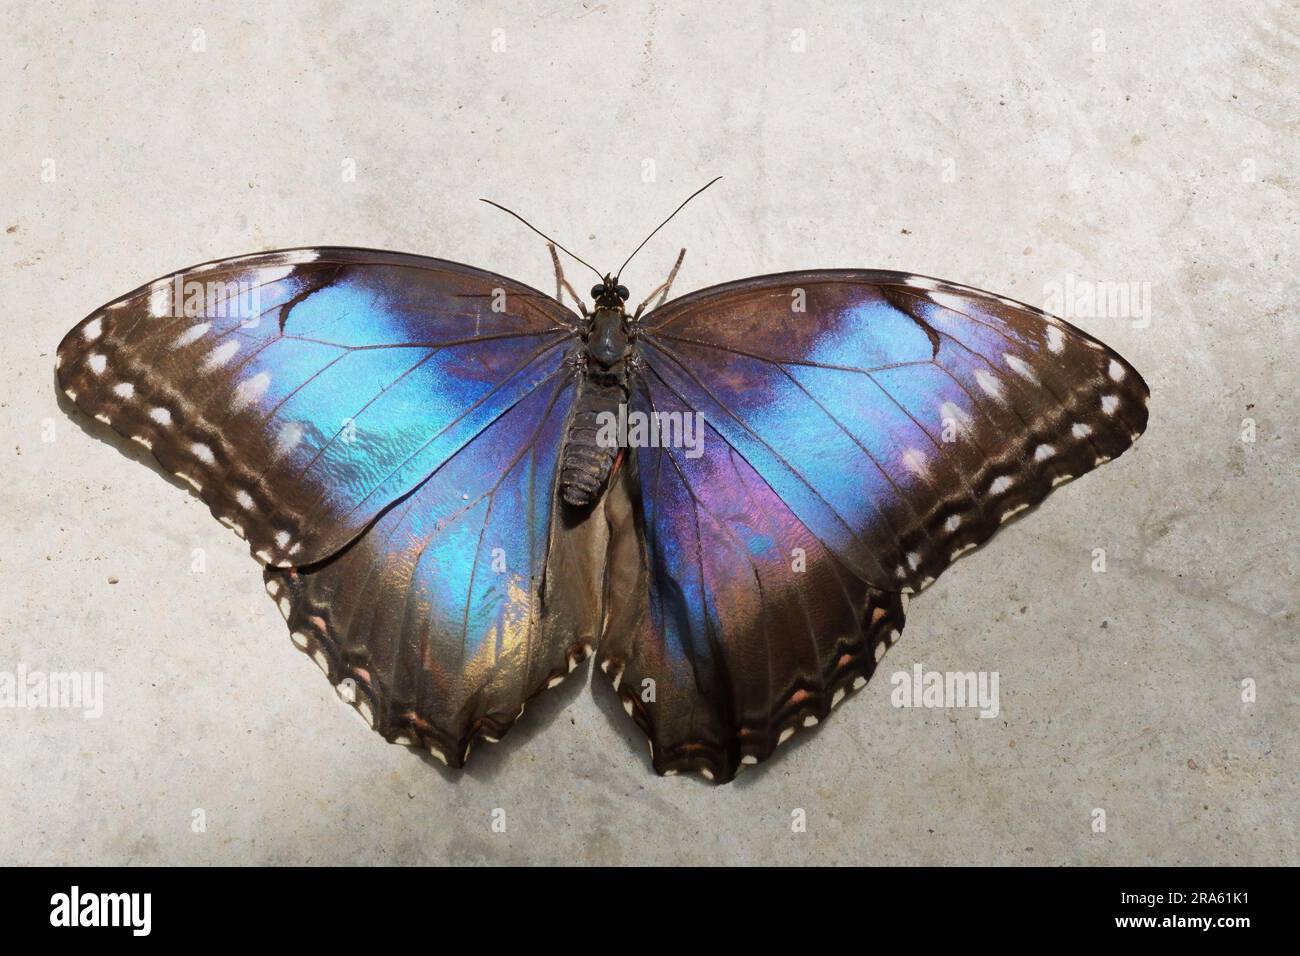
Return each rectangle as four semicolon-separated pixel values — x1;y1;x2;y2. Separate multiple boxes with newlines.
615;176;721;282
479;198;604;282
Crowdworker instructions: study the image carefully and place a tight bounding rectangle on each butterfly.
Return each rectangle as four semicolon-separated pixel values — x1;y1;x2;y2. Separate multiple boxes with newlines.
55;181;1148;782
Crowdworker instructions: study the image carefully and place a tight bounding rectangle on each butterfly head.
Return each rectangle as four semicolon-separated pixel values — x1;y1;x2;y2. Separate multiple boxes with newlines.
589;274;630;310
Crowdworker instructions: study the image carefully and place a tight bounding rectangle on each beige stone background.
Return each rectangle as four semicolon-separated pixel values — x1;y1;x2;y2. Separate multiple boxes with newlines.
2;1;1296;865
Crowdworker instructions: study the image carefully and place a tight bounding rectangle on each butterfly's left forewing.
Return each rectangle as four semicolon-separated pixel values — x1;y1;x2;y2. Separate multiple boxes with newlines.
56;248;576;567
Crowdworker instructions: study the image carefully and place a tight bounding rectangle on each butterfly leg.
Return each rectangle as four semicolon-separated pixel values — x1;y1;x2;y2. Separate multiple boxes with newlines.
633;248;687;320
549;243;588;318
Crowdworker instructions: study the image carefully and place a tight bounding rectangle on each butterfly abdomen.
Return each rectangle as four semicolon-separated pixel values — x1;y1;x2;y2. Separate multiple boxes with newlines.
560;377;624;507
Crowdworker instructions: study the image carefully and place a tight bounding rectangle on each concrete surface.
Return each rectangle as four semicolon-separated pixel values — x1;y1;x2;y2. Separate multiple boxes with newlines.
2;1;1296;865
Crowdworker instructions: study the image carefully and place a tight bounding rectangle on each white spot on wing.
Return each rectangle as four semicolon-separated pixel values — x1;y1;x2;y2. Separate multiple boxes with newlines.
233;371;270;409
1034;444;1055;461
989;476;1013;494
1000;503;1029;522
191;442;215;464
1046;326;1065;353
945;514;961;532
149;407;171;425
148;285;171;317
235;489;255;510
975;369;1003;400
1003;353;1038;383
83;318;102;341
930;291;969;314
175;322;211;347
1072;423;1092;438
1108;359;1125;382
202;339;240;370
87;354;106;374
939;400;972;430
902;448;929;478
112;382;134;398
1101;394;1119;415
255;266;294;286
276;421;303;454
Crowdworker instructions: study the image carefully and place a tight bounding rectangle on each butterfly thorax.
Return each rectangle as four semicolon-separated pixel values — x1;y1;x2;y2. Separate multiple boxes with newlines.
561;305;633;508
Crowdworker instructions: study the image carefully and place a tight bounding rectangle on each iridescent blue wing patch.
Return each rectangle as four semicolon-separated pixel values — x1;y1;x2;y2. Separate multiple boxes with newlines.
637;270;1149;594
56;248;576;567
595;270;1149;779
597;371;907;781
264;371;597;765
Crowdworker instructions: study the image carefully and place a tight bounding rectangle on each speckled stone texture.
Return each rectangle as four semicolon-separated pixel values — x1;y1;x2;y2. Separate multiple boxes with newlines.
2;1;1295;864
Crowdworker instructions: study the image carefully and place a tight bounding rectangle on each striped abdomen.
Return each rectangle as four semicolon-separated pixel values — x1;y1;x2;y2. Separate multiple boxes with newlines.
560;377;624;507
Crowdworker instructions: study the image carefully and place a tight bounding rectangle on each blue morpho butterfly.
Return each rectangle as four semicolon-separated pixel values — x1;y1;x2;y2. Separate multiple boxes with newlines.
56;180;1148;782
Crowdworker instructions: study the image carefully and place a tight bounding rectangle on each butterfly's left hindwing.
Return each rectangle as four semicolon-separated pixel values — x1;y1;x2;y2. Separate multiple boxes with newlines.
265;372;595;765
56;248;576;567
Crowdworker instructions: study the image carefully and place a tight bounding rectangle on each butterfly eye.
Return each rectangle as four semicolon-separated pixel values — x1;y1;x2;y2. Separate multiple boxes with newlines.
616;285;630;301
590;284;604;300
